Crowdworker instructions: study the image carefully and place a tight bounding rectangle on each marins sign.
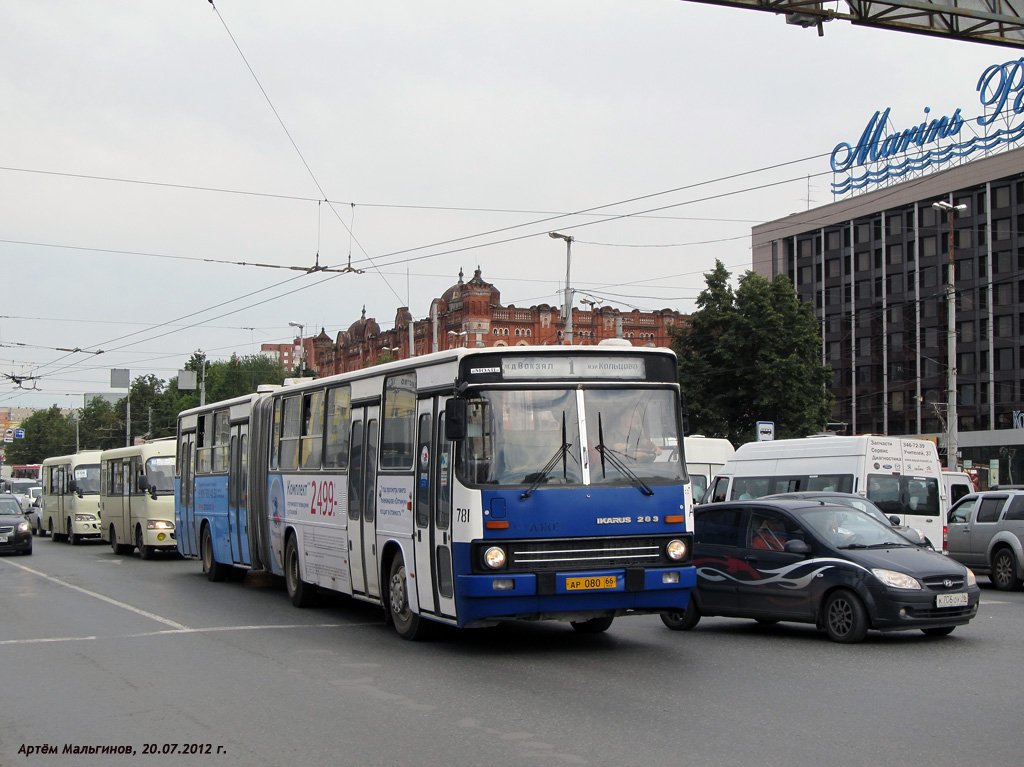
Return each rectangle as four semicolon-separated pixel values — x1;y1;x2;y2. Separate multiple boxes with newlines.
831;58;1024;195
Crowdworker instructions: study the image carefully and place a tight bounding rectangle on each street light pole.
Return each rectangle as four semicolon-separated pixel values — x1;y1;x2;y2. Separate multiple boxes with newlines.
549;232;574;345
932;199;967;470
288;321;305;374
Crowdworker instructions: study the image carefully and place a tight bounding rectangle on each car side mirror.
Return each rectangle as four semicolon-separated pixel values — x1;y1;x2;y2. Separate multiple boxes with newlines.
784;539;810;556
889;515;901;526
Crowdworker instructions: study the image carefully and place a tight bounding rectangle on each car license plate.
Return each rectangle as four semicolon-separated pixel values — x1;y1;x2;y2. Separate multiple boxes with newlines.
566;575;617;591
0;535;8;543
936;592;968;608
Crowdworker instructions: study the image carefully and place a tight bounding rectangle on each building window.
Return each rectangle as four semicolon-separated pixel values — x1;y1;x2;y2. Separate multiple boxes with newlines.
959;320;975;343
996;283;1012;306
995;347;1014;371
886;243;903;265
994;185;1011;209
994;219;1012;242
995;315;1014;338
891;391;905;411
958;352;976;374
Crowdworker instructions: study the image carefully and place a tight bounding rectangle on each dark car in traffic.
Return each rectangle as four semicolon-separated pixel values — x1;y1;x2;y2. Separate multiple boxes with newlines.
763;491;931;547
662;499;979;643
0;495;32;555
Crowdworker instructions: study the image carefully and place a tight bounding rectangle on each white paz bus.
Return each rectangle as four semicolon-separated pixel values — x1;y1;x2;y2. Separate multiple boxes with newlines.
100;439;177;558
39;451;104;543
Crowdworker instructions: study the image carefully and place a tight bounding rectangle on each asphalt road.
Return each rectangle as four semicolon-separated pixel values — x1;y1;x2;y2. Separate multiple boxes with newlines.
2;537;1021;767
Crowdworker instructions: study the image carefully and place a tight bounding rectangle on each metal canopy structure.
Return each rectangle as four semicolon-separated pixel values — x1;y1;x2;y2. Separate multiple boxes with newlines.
683;1;1024;48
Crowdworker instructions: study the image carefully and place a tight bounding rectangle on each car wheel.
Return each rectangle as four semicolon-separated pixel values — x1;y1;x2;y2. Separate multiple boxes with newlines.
922;626;956;637
136;525;153;561
388;554;426;640
23;542;33;555
823;589;869;644
201;525;229;582
67;518;78;546
284;535;316;608
661;599;701;631
570;616;615;634
991;548;1024;591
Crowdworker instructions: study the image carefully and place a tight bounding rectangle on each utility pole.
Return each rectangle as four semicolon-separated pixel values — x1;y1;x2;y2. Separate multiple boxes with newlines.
933;199;967;470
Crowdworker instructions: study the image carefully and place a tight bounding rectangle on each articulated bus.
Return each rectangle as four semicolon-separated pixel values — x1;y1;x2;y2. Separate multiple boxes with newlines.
40;451;103;543
176;343;696;639
100;439;177;559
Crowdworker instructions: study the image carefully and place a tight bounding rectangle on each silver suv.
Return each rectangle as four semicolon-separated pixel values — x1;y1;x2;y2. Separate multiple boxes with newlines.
946;491;1024;591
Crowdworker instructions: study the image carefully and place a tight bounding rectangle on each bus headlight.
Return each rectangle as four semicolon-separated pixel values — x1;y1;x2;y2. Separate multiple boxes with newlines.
665;539;688;561
74;513;97;522
483;546;507;569
147;520;174;530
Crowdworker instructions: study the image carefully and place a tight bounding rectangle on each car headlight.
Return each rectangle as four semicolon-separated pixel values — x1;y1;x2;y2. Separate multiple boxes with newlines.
17;521;30;533
74;513;98;522
147;520;175;530
483;546;506;569
665;539;688;561
872;568;922;590
966;569;977;588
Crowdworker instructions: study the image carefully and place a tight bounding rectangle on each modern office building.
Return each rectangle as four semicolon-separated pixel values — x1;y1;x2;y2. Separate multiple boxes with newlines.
753;145;1024;487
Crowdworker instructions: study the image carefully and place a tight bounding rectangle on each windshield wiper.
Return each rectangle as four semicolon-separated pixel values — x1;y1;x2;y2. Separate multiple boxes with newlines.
521;413;570;500
867;541;912;548
596;414;653;496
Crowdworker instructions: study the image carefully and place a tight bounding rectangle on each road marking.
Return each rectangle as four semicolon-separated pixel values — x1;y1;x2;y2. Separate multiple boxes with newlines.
0;623;365;646
2;558;190;630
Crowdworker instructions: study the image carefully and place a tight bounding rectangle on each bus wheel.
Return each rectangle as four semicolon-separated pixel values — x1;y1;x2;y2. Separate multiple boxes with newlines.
285;535;316;608
110;526;129;555
201;525;229;582
67;519;78;546
136;525;154;561
388;555;425;640
570;616;614;634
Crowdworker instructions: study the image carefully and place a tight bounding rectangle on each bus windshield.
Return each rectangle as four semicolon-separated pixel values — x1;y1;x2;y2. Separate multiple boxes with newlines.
73;464;101;495
145;457;175;493
459;388;684;487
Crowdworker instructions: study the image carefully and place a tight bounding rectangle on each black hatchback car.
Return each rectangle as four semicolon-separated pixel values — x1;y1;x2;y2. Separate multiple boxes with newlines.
0;495;32;555
663;499;979;643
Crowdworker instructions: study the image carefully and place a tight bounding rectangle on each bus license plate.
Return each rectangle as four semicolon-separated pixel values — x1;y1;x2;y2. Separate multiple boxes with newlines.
936;592;968;608
566;575;617;591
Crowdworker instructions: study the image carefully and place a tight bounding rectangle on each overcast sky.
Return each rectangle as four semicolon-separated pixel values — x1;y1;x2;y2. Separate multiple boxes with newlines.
0;0;1010;411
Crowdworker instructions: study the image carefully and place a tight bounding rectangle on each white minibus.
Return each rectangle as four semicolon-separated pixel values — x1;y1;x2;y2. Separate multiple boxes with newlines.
40;451;104;544
704;435;947;548
101;439;177;559
683;436;735;503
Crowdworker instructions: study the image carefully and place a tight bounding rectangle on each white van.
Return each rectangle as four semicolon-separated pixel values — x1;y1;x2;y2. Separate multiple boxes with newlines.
682;436;736;503
704;435;947;549
942;471;976;507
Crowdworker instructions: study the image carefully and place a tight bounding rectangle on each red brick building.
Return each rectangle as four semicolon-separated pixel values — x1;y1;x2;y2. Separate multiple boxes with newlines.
263;269;688;375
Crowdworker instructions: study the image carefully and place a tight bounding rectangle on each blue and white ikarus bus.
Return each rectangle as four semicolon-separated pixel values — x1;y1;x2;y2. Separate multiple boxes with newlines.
175;342;696;639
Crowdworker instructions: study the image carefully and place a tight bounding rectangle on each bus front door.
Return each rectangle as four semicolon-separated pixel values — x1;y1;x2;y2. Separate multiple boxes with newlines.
413;399;456;619
348;408;380;598
179;433;197;557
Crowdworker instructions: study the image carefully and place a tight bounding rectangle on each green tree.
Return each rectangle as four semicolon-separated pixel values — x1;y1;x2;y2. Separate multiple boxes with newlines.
2;406;76;464
672;260;833;445
79;397;124;450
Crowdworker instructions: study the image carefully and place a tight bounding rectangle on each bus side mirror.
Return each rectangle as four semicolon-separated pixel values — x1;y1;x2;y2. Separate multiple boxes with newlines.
680;392;689;436
445;398;467;441
68;479;79;495
139;476;151;491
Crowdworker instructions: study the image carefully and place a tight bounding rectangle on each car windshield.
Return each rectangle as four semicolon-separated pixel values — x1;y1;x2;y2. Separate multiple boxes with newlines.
801;507;911;548
458;387;684;487
0;496;23;514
